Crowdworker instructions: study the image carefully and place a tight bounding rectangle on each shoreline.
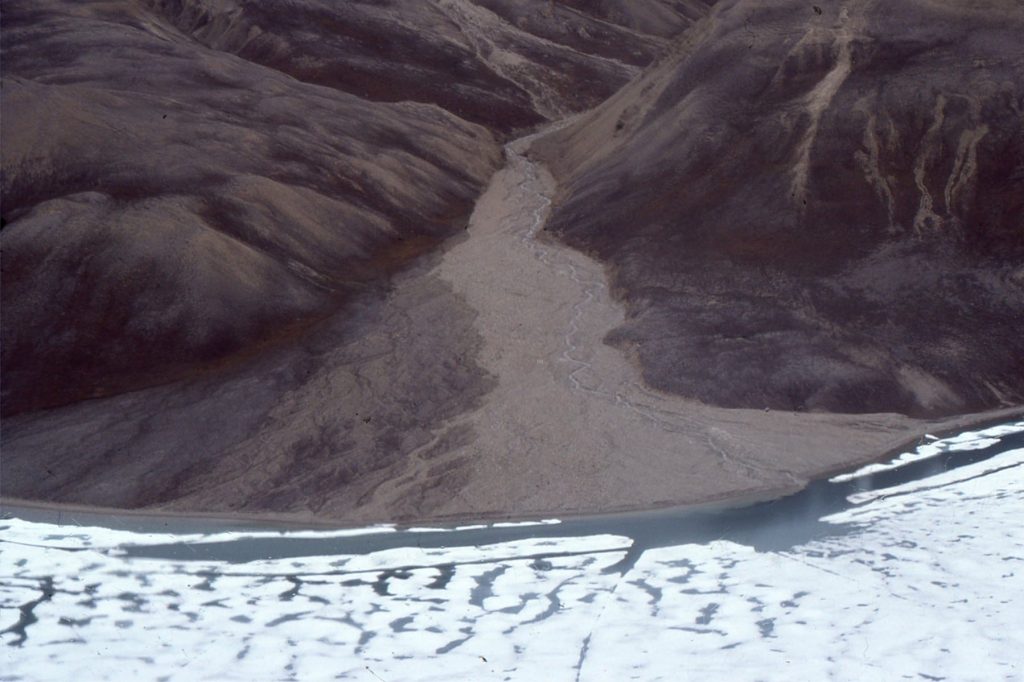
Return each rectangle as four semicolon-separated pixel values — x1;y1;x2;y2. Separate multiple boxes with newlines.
4;403;1019;535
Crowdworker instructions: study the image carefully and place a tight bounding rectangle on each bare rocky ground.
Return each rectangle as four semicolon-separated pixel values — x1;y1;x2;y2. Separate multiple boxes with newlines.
2;0;1022;523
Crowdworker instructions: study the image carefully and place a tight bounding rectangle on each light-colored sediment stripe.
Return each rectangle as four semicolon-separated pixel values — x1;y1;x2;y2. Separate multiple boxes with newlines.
912;93;948;234
854;109;898;230
790;10;856;208
943;122;989;218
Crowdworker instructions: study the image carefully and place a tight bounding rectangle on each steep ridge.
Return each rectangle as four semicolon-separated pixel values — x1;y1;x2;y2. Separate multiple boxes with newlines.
143;0;700;132
534;0;1024;417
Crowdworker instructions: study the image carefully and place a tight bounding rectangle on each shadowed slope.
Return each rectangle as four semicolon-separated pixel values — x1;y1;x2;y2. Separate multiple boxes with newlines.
0;0;502;414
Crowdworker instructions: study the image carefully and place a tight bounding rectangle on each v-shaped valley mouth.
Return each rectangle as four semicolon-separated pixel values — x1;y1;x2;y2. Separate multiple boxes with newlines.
1;0;1022;524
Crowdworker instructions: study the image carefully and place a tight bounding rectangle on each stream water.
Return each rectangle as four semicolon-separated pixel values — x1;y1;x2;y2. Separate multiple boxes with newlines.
2;420;1022;681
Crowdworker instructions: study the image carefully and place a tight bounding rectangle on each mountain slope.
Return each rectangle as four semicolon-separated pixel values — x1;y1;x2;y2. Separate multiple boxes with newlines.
533;0;1024;417
1;0;502;414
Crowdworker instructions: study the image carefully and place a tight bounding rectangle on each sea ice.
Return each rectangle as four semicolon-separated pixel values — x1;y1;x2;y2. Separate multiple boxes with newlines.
2;424;1022;681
